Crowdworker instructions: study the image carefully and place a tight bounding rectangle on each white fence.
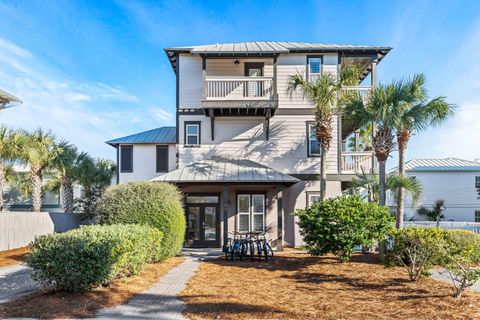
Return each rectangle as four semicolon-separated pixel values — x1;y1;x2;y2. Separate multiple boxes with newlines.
341;151;375;174
404;221;480;234
0;211;92;251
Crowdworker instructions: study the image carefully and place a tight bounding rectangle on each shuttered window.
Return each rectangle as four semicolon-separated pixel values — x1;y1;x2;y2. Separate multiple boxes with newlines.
156;145;169;173
120;145;133;173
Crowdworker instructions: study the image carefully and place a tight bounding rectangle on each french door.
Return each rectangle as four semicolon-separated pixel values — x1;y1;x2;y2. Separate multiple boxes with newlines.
186;202;220;247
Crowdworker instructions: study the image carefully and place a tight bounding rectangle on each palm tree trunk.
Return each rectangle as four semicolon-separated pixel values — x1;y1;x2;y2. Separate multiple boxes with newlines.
396;146;406;228
0;162;5;211
320;146;327;200
378;160;387;206
61;176;74;213
31;166;42;212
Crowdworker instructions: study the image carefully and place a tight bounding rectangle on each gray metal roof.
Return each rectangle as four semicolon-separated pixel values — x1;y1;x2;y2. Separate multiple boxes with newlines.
106;126;176;146
0;88;22;107
403;158;480;172
165;41;392;72
152;156;300;185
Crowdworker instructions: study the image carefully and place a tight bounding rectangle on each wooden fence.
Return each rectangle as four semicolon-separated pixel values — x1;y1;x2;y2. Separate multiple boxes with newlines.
0;211;92;251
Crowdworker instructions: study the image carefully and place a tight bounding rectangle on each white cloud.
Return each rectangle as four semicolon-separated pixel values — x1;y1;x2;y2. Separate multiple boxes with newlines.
149;107;173;122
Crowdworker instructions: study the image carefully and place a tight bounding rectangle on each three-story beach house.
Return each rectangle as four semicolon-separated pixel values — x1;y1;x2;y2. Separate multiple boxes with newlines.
107;42;391;248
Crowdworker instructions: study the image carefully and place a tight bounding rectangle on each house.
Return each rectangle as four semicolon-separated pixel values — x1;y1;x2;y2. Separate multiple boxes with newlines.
107;41;391;248
387;158;480;222
0;88;22;109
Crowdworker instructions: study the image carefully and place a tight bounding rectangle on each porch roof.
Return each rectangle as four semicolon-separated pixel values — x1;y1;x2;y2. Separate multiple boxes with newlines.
152;156;300;185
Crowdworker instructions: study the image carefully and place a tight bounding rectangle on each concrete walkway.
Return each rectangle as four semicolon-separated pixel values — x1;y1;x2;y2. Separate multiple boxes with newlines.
0;264;38;304
430;269;480;292
94;257;201;319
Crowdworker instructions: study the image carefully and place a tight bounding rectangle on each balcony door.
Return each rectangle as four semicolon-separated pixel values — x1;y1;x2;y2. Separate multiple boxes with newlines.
244;63;264;97
185;195;220;247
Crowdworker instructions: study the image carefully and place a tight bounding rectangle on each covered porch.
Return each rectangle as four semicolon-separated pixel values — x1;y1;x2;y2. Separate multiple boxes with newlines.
152;157;299;249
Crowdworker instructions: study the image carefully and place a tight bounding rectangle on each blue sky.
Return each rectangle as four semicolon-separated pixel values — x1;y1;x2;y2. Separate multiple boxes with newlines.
0;0;479;167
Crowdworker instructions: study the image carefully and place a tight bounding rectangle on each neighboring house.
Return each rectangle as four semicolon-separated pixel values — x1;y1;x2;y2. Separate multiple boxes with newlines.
0;88;22;109
387;158;480;222
107;41;391;248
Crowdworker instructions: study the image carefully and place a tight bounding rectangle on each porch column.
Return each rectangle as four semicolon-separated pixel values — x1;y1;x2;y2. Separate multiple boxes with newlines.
277;186;284;251
371;58;377;87
223;186;229;246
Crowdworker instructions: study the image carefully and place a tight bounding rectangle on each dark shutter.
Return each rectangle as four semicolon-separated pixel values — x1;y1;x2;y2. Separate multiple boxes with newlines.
156;146;169;172
120;146;133;173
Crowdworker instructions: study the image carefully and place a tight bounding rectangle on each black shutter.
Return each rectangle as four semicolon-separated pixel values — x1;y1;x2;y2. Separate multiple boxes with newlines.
120;146;133;173
156;146;169;172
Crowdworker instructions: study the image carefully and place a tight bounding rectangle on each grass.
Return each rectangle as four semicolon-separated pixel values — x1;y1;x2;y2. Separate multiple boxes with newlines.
0;257;183;319
180;253;480;320
0;247;29;267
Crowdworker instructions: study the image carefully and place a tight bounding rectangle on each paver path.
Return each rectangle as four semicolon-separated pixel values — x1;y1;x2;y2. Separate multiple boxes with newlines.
0;264;38;304
95;257;200;319
430;269;480;292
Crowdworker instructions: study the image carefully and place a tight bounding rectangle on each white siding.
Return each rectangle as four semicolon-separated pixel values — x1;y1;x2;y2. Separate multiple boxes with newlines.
178;114;338;174
119;144;176;183
179;54;203;108
387;171;480;222
206;58;273;77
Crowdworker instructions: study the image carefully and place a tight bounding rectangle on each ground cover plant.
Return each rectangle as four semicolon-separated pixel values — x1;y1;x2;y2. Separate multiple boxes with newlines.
26;224;163;292
295;195;393;262
97;181;186;260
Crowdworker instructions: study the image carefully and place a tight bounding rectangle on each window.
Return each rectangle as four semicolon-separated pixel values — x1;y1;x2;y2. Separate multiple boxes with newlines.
120;145;133;173
156;145;169;173
476;211;480;223
307;56;322;81
237;193;265;232
307;122;320;156
475;176;480;189
185;122;200;145
307;192;321;207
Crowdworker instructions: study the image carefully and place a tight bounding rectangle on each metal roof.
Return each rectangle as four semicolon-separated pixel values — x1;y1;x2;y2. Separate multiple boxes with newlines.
165;41;392;72
106;126;176;146
0;88;22;107
402;158;480;172
152;156;300;185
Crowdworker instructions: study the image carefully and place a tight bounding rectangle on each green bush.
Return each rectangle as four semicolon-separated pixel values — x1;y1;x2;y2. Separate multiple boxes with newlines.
384;227;447;281
447;230;480;262
97;181;186;260
295;195;393;262
26;224;163;292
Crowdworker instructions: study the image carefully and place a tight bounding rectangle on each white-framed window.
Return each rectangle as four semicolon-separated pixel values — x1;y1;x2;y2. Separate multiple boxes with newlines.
307;56;322;82
475;211;480;223
185;122;200;145
307;192;321;207
307;122;321;156
237;193;265;232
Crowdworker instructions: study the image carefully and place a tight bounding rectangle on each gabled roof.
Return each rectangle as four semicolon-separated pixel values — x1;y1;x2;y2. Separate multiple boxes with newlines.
152;156;300;186
165;41;392;72
402;158;480;172
106;126;176;146
0;88;22;105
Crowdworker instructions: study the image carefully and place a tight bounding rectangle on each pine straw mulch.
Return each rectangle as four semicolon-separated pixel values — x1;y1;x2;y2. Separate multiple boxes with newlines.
0;247;29;267
180;253;480;320
0;257;183;319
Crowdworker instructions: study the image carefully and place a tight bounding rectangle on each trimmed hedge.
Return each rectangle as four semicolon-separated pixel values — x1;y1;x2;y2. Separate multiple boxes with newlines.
26;224;163;292
97;182;185;260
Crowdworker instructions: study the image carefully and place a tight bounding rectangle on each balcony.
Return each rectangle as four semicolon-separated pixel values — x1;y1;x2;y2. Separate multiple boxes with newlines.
204;76;274;101
341;151;376;174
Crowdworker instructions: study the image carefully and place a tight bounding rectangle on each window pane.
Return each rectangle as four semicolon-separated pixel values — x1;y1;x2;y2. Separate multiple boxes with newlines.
308;124;320;155
252;194;264;213
309;58;321;74
253;214;263;231
310;140;320;155
186;196;219;204
238;195;250;213
120;146;133;172
187;207;200;241
204;207;216;241
187;124;198;135
187;135;198;145
239;214;250;232
309;194;321;205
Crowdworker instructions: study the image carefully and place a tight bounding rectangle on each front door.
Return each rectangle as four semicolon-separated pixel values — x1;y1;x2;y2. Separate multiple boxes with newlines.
244;62;264;98
185;195;220;247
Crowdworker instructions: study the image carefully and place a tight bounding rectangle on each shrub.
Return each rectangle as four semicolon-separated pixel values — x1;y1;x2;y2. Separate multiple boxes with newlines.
97;182;186;260
295;195;393;262
26;224;163;292
439;230;480;298
384;227;447;281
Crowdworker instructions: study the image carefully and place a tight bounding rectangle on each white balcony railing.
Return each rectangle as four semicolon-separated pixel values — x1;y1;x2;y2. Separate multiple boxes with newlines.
341;151;375;174
342;86;372;104
204;76;274;101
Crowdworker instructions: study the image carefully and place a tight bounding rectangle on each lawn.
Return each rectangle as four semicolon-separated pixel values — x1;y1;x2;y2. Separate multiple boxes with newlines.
180;253;480;320
0;247;29;267
0;257;183;319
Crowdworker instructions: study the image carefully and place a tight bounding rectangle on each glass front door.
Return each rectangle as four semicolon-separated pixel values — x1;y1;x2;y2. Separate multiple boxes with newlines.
185;195;220;247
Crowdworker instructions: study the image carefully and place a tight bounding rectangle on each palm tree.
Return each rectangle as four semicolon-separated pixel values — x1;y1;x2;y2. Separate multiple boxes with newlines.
0;126;23;210
52;141;94;212
392;74;454;228
344;81;407;206
288;64;362;200
19;128;61;212
417;199;446;226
